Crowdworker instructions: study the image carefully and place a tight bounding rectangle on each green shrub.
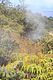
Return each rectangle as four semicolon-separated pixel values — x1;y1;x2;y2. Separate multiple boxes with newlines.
41;35;53;54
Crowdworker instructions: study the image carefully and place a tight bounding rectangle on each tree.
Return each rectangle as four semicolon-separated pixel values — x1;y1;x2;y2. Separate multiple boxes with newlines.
0;0;11;6
18;0;25;11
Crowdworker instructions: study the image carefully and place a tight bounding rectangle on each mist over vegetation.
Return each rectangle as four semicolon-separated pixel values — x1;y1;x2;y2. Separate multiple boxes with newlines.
0;0;53;80
25;12;48;40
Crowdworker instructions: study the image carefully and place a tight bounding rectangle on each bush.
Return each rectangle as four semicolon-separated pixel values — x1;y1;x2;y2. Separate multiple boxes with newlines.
0;67;25;80
0;54;53;80
41;35;53;54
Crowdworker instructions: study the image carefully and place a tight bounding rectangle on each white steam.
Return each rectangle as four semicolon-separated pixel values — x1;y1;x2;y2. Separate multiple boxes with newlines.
25;11;47;40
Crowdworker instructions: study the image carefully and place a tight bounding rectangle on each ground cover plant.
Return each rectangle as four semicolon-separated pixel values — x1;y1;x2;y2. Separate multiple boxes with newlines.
0;53;53;80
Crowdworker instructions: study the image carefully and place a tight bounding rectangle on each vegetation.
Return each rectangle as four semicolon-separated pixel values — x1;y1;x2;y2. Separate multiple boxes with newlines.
0;0;53;80
41;34;53;54
0;54;53;80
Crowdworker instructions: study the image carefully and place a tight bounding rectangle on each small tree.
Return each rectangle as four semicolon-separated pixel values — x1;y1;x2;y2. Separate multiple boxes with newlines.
0;0;11;6
18;0;25;11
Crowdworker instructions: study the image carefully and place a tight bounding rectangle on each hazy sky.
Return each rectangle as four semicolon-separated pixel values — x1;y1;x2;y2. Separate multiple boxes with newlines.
10;0;53;16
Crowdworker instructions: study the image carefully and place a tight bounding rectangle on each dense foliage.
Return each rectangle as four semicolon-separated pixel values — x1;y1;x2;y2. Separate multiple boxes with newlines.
41;34;53;54
0;54;53;80
0;1;53;80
